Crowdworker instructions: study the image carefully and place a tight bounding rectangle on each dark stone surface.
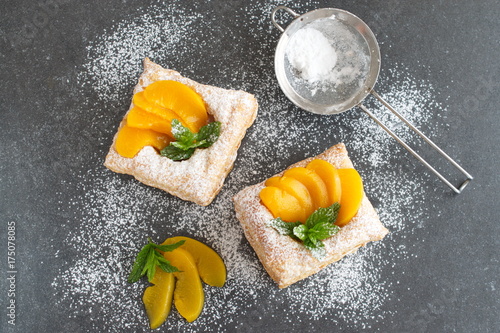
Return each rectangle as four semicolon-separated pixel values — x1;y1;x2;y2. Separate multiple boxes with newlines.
0;0;498;332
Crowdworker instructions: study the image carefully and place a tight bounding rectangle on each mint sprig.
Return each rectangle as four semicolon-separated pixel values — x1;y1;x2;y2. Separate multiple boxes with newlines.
128;237;185;283
268;218;302;239
160;119;221;161
268;203;341;259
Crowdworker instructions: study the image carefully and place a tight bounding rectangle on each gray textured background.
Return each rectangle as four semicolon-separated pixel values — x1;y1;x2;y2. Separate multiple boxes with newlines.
1;0;499;332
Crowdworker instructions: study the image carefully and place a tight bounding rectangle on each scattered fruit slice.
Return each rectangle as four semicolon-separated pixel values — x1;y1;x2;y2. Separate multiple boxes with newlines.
265;176;314;219
306;159;342;206
162;236;226;287
260;186;307;222
163;248;204;323
144;80;208;133
336;168;364;227
142;268;175;329
115;123;171;158
126;106;174;138
283;167;329;209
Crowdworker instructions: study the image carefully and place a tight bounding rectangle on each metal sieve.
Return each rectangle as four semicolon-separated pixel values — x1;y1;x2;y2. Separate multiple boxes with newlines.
271;6;473;194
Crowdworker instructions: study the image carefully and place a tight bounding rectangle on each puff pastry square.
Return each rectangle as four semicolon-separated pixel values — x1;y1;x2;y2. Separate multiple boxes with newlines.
233;143;389;288
105;58;258;206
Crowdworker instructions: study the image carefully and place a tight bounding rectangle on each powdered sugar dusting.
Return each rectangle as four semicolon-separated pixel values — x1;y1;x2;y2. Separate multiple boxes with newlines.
80;5;204;104
53;1;447;331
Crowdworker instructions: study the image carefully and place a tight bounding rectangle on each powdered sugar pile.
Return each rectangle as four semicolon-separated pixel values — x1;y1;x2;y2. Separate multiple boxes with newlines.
52;1;447;331
284;15;371;106
287;27;338;83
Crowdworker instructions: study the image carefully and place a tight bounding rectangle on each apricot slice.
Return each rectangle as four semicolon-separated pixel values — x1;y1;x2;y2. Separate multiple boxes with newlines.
260;186;307;222
306;159;342;206
163;248;204;323
162;236;226;287
144;81;208;133
335;168;364;227
265;176;314;220
132;91;185;126
115;124;171;158
126;106;174;138
142;268;175;329
283;167;329;209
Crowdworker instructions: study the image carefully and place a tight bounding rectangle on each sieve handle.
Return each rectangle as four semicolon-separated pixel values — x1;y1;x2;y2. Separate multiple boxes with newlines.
358;90;473;194
271;6;300;33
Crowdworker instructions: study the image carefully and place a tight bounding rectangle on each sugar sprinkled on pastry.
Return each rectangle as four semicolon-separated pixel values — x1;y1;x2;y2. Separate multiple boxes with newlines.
233;143;389;288
105;58;258;206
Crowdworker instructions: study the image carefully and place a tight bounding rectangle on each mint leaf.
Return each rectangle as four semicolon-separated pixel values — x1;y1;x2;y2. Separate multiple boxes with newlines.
171;140;197;150
308;222;340;241
293;224;308;241
155;252;180;273
127;244;152;283
268;218;301;238
305;236;324;249
155;240;185;252
171;119;196;145
144;247;157;282
267;203;342;260
128;238;182;283
306;203;340;229
196;121;221;148
162;119;221;161
157;260;180;273
160;145;195;161
304;238;327;259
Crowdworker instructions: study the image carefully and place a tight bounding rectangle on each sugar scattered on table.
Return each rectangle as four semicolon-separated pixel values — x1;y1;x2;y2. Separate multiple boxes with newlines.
53;1;447;331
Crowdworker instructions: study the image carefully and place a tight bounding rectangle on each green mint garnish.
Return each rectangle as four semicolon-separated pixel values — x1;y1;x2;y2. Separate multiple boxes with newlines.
268;218;302;239
127;237;185;283
268;203;341;259
160;119;221;161
161;145;195;161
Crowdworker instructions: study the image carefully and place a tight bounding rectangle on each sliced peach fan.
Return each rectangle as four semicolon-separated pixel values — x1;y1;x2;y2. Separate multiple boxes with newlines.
115;80;209;158
259;159;364;227
143;80;208;133
141;236;226;329
132;91;186;134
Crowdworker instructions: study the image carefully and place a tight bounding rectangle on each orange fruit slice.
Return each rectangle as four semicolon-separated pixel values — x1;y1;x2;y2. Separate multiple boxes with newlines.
126;106;174;138
132;91;186;127
142;268;175;329
162;236;226;287
259;186;307;222
143;81;208;133
306;159;342;206
163;248;204;323
283;167;329;209
115;123;171;158
265;176;314;221
335;168;364;226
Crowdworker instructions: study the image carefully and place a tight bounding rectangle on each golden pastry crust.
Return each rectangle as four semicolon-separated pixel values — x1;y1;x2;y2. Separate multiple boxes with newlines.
233;143;389;288
104;58;258;206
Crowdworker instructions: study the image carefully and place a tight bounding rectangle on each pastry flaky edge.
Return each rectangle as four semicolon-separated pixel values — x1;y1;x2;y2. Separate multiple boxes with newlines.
233;143;389;288
104;58;258;206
